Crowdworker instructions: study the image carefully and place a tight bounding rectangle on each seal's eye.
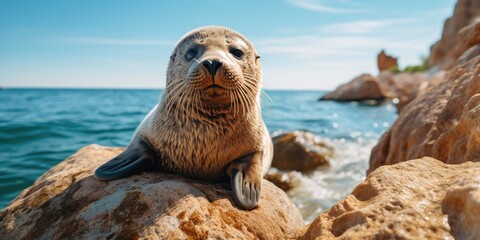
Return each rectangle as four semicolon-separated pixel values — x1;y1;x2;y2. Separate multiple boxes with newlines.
230;48;244;59
185;48;198;61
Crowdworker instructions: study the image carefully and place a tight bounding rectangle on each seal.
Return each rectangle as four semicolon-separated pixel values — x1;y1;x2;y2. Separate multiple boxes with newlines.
94;26;273;210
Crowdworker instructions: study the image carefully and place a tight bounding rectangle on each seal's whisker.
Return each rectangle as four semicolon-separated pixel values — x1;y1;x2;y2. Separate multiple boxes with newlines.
241;80;258;99
230;89;236;117
194;91;201;119
260;90;274;111
244;85;258;110
238;86;250;114
235;88;244;116
164;81;186;113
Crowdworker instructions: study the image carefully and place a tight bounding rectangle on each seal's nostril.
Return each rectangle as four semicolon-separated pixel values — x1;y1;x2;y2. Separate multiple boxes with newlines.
211;59;222;74
202;59;222;75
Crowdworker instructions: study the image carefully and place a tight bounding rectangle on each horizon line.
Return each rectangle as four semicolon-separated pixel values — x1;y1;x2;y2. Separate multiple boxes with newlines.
0;86;332;91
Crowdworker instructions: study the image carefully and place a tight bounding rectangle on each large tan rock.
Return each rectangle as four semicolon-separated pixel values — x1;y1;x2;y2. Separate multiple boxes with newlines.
0;145;304;240
272;131;333;172
298;158;480;239
320;74;385;101
369;55;480;174
429;0;480;69
377;50;398;72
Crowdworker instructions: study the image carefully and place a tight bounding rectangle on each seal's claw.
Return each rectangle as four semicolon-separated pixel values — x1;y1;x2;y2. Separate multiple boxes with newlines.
231;169;260;210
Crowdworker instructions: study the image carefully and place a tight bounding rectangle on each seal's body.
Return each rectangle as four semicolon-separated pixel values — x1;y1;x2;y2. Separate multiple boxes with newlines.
95;26;272;210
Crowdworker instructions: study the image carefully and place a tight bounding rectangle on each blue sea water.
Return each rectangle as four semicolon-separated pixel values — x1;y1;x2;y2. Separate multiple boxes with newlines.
0;88;397;221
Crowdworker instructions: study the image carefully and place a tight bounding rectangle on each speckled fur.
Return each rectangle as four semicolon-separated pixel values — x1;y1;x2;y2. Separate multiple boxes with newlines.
132;26;272;181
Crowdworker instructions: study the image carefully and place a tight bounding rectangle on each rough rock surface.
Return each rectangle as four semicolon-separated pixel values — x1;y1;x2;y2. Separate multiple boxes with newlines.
377;50;398;72
299;158;480;240
272;131;333;172
458;18;480;57
0;145;304;240
369;55;480;174
429;0;480;69
319;74;385;101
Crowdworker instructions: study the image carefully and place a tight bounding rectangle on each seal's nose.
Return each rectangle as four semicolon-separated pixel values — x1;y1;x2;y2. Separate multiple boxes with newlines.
202;59;222;75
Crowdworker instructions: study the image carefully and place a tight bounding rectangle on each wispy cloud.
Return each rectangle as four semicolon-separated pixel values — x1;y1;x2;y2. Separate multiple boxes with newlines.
285;0;367;14
256;35;425;58
256;16;428;59
319;18;416;34
59;37;174;46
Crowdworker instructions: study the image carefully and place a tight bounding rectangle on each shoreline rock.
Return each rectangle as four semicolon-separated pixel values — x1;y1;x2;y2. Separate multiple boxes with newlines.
298;158;480;239
0;145;304;239
272;131;334;172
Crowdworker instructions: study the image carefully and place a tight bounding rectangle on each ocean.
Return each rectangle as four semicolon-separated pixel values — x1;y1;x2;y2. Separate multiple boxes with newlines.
0;88;397;222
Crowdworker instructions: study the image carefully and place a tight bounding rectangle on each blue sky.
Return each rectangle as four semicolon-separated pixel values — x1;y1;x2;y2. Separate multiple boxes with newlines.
0;0;455;90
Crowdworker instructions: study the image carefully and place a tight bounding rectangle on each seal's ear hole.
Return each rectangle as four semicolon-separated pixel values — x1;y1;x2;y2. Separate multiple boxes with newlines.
170;54;176;61
255;55;261;64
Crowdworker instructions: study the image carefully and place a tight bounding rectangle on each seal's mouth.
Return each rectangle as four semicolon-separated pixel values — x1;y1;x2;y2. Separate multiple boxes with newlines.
205;84;225;97
205;84;224;90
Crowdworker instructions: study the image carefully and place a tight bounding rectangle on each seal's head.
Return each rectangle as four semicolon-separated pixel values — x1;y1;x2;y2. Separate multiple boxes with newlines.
165;26;261;117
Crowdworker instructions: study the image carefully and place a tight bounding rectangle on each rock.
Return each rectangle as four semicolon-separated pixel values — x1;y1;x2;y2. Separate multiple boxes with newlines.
264;169;302;192
298;157;480;239
272;131;333;172
0;145;304;240
320;74;385;101
377;50;398;72
369;55;480;174
429;0;480;70
458;18;480;57
378;71;446;112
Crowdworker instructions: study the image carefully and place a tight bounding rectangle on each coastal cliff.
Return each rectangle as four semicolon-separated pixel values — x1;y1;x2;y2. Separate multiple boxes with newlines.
305;0;480;238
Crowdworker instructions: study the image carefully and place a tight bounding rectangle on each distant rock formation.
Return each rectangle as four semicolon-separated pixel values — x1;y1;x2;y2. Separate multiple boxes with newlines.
319;72;445;112
298;158;480;239
377;50;398;72
319;74;385;101
0;145;304;239
429;0;480;70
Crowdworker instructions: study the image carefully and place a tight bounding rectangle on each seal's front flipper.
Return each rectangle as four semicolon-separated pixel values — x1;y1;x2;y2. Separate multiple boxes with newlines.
227;152;263;210
94;138;155;181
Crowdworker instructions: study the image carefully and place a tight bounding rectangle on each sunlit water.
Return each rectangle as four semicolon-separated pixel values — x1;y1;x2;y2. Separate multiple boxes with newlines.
0;89;397;221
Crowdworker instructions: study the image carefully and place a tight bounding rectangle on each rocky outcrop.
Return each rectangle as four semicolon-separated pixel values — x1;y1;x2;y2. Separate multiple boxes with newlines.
369;54;480;174
0;145;304;240
299;158;480;239
429;0;480;69
272;131;333;172
377;50;398;72
319;74;385;101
